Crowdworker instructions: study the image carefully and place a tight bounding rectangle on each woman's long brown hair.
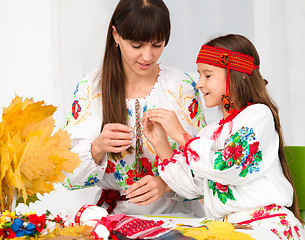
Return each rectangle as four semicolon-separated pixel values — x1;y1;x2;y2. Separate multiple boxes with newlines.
98;0;170;159
205;34;301;221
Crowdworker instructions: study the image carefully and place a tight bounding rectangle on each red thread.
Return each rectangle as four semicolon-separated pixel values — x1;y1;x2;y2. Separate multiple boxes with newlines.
211;103;253;142
237;213;287;225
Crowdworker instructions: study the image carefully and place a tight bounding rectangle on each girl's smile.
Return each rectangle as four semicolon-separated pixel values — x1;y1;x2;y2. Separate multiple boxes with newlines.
196;63;227;115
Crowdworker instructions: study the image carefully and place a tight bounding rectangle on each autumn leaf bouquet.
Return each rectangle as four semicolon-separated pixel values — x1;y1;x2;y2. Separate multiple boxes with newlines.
0;96;80;212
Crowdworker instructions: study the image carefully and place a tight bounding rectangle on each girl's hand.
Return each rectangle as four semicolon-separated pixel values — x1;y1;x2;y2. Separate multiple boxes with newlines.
144;109;191;145
141;114;168;147
91;123;133;164
125;175;171;206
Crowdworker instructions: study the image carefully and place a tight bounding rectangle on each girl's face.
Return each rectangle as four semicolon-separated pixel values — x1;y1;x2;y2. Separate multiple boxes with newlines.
112;27;165;78
196;63;227;116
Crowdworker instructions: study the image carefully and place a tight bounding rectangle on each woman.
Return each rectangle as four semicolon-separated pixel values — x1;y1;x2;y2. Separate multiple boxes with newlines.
60;0;206;217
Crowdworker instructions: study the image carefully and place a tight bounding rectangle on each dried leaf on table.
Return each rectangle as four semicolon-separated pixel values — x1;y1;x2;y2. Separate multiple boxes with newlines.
175;220;255;240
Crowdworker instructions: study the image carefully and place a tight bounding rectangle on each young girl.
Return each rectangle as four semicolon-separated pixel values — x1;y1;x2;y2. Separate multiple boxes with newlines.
141;34;305;239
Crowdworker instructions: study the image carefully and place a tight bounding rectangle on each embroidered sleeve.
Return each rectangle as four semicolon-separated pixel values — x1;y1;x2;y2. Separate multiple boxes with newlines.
62;72;106;190
158;141;206;199
159;104;276;200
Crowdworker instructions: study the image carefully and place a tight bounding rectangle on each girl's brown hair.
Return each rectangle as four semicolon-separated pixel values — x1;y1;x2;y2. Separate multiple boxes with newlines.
98;0;170;159
205;34;301;221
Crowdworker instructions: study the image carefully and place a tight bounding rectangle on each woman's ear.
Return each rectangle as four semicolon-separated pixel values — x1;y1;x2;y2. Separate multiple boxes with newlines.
112;26;119;45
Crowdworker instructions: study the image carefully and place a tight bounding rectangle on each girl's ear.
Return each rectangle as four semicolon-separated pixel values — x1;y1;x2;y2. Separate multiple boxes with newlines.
112;26;119;44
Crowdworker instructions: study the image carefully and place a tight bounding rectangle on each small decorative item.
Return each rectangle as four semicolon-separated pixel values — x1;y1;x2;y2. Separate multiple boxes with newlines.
0;96;80;212
221;94;234;113
0;210;93;239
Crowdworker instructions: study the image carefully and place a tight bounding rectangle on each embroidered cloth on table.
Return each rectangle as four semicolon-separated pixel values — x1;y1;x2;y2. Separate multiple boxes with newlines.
96;189;127;214
113;215;170;239
225;204;287;225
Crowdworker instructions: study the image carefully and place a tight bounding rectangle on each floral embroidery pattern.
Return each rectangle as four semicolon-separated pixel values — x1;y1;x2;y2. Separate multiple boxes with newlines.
127;108;133;117
209;127;262;204
110;156;158;189
209;180;235;204
167;73;206;129
214;126;262;177
143;104;147;113
71;100;81;120
188;98;199;119
64;79;101;128
250;205;304;240
62;173;99;190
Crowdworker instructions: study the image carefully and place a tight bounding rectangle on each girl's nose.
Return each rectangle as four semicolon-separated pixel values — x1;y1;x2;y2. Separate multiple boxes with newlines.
196;76;205;90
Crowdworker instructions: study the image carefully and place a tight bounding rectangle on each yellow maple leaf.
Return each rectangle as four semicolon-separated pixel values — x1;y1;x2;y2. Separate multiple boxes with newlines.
2;96;56;141
44;225;93;239
175;221;255;240
0;96;80;212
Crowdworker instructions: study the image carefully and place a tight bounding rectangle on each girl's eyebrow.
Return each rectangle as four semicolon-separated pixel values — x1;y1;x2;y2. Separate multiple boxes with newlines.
198;69;213;73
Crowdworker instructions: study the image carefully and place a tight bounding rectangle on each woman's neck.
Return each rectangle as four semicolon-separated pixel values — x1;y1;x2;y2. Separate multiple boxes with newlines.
125;65;160;99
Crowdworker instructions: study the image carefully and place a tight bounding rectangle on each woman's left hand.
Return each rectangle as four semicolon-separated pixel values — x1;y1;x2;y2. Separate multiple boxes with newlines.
125;175;171;206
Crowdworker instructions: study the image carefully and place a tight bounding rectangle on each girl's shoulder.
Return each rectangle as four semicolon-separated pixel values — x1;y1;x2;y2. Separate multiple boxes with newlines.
234;103;274;129
240;103;272;118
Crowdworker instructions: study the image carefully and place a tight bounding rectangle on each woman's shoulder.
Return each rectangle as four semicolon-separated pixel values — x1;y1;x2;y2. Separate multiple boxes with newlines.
74;68;101;95
158;64;197;91
159;64;194;82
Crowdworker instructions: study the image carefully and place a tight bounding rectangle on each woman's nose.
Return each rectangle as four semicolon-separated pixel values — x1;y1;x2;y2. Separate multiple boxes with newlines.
141;46;153;61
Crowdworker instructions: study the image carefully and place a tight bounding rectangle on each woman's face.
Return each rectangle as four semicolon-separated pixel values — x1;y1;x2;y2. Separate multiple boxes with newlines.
196;62;227;115
113;27;165;78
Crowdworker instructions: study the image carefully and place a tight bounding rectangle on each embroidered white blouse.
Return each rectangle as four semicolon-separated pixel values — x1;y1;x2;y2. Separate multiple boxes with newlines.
158;104;294;221
61;64;206;217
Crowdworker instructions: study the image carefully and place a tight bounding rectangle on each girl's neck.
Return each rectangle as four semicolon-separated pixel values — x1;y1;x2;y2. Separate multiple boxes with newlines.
221;102;253;121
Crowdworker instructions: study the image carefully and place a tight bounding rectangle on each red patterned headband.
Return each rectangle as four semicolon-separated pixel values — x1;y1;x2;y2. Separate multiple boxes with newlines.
196;45;259;113
196;45;259;74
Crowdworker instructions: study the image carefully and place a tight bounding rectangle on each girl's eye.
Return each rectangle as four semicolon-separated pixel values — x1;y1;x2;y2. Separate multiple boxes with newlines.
205;75;211;78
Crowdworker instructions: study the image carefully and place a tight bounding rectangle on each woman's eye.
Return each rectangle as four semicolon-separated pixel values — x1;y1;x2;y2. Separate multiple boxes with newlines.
153;44;162;48
132;44;141;48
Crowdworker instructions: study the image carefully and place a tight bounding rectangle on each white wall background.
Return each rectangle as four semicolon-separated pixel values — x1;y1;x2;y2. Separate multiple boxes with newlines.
1;0;304;146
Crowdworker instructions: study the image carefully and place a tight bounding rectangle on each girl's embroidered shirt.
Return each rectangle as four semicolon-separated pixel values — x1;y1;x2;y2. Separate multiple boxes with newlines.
158;104;293;221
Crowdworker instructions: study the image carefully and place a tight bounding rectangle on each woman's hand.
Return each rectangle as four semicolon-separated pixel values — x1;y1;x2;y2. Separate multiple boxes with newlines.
144;109;191;145
91;123;133;164
125;175;171;206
